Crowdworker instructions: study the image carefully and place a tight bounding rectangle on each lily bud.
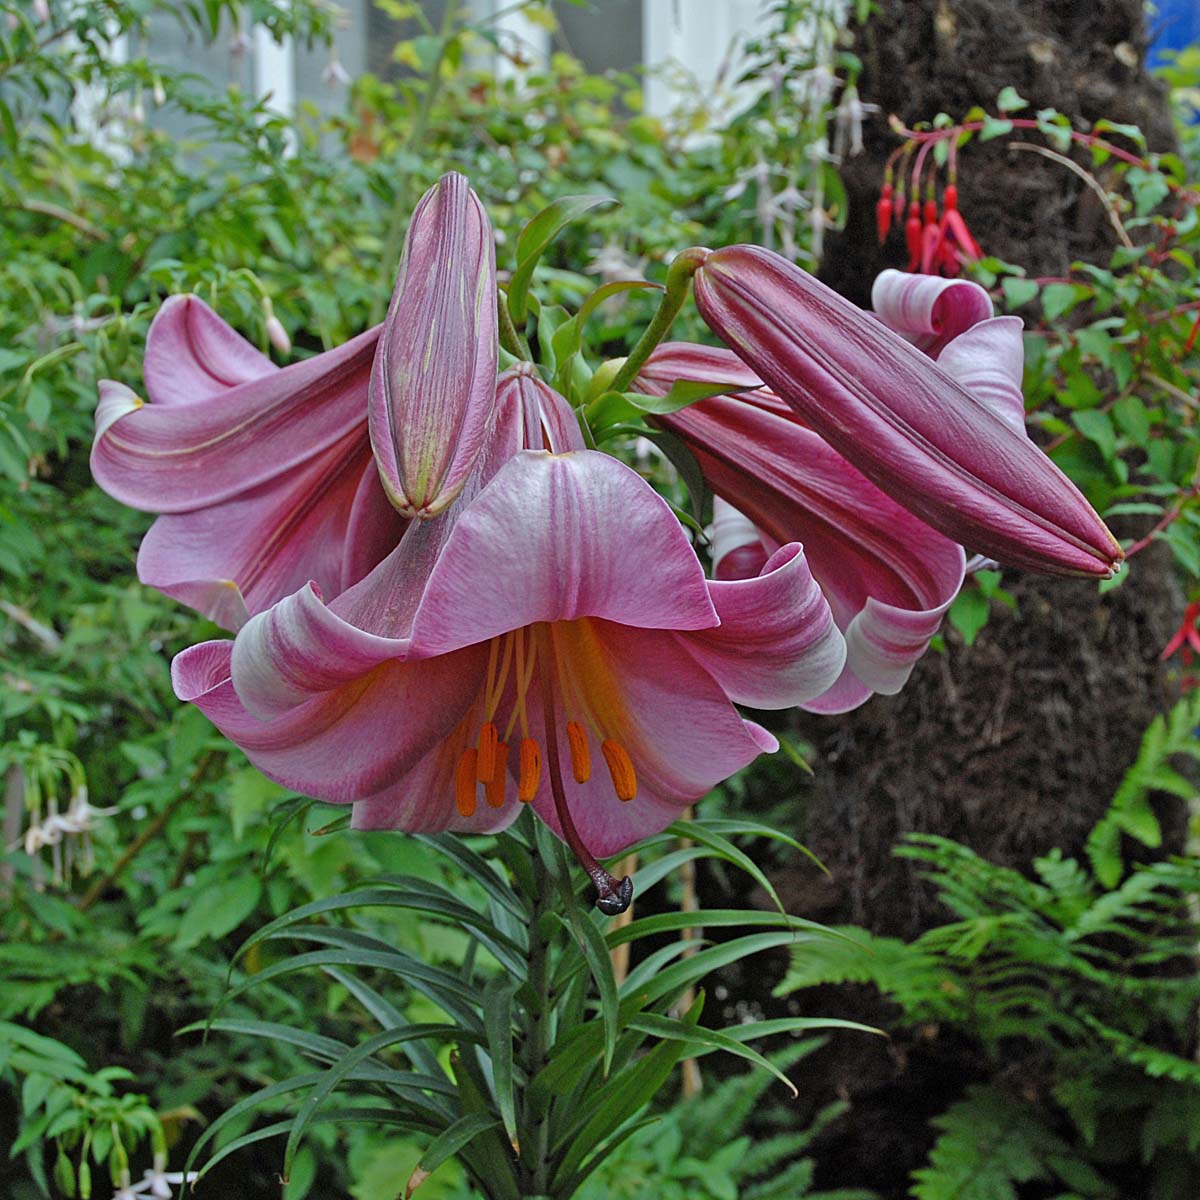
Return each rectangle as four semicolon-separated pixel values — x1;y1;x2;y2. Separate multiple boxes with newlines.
369;171;498;519
691;244;1123;577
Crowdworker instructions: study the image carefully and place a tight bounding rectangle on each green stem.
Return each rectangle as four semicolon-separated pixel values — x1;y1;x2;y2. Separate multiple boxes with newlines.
497;288;532;361
606;248;708;395
521;845;554;1197
371;0;460;323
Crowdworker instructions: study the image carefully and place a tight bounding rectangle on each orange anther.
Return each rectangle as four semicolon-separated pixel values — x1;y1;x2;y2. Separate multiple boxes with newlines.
601;739;637;802
455;748;479;818
518;738;542;803
477;721;499;783
566;720;590;783
485;742;510;809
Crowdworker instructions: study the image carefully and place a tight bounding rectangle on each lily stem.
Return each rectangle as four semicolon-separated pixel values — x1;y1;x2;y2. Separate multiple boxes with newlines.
605;247;708;396
497;287;532;360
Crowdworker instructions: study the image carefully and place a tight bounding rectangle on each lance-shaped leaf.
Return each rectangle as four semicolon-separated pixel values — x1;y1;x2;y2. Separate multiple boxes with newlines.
370;172;499;519
691;244;1123;577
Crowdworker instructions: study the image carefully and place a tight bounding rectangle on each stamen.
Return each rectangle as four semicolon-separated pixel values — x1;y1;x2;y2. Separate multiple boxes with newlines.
518;738;541;803
504;626;537;742
455;748;479;817
601;739;637;802
485;742;510;809
485;632;515;720
566;721;591;784
477;721;499;783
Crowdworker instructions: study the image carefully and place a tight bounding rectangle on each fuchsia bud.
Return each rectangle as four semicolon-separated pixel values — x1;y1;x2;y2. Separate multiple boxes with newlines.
904;200;922;270
369;172;498;519
689;244;1124;577
876;182;894;245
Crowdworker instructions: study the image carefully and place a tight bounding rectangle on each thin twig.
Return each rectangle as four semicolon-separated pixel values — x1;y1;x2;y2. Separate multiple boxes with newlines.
19;199;109;242
1007;141;1133;249
76;750;221;912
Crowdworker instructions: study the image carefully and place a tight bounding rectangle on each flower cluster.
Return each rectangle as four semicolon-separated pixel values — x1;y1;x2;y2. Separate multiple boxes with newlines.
93;173;1120;908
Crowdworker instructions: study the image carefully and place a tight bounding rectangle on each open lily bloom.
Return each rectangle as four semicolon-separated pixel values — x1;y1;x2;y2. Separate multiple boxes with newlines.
172;376;847;880
92;296;402;630
638;341;964;714
690;245;1123;577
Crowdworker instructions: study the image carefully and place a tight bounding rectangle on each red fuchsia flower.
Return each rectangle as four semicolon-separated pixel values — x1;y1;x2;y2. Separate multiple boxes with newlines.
688;245;1124;578
1160;599;1200;664
369;172;499;519
91;297;402;631
637;341;965;714
171;371;847;903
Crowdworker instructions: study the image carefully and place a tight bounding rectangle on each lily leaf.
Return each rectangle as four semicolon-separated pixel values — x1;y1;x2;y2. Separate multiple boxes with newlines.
508;195;617;323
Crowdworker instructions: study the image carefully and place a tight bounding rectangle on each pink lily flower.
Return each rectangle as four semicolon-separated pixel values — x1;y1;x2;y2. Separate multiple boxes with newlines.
91;296;402;630
369;172;498;519
690;245;1123;577
171;372;848;896
637;341;964;714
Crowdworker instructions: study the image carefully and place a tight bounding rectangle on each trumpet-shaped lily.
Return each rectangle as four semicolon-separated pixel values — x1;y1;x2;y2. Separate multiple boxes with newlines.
92;296;402;630
638;341;964;714
369;171;498;519
171;374;847;900
690;245;1123;577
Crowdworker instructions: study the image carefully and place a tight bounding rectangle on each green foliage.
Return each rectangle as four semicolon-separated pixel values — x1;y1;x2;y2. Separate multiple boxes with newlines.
180;810;870;1198
777;715;1200;1200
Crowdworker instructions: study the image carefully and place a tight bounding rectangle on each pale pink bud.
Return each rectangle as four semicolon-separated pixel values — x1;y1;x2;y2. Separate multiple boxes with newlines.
369;172;498;518
264;313;290;355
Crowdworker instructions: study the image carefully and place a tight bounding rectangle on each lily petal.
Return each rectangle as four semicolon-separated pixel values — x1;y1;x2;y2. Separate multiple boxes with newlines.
405;450;719;657
142;293;277;407
528;624;777;857
680;544;847;708
172;636;483;801
935;316;1027;434
870;268;994;357
92;323;379;513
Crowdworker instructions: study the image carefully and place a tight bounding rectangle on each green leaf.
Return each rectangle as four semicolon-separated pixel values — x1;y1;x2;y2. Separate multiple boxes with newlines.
665;820;787;915
980;115;1014;141
996;86;1028;113
1071;410;1116;463
1001;278;1039;308
556;895;620;1074
481;978;517;1149
1042;283;1085;322
508;195;617;323
175;873;262;949
948;588;990;647
407;1113;501;1197
624;377;758;415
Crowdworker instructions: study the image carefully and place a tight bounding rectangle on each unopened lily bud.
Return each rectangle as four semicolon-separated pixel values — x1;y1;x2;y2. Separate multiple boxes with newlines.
690;244;1123;577
369;171;498;518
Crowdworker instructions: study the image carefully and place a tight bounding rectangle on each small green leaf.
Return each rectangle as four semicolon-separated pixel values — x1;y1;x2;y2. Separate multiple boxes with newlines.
175;874;262;949
996;86;1028;113
1042;282;1085;322
980;115;1014;141
481;978;517;1149
625;377;757;415
1002;277;1039;308
1071;410;1117;463
408;1113;501;1197
508;195;617;323
947;588;990;647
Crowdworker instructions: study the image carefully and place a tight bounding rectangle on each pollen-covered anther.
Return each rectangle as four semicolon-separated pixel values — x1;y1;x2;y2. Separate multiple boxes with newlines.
566;720;590;784
485;742;510;809
476;721;499;783
600;739;637;803
518;737;541;803
455;748;479;817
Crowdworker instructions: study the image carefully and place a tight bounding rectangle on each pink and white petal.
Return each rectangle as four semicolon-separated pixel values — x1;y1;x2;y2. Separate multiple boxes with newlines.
340;459;410;594
870;269;994;357
173;637;483;800
800;669;873;716
136;433;388;628
711;496;770;580
407;450;718;656
143;294;277;407
530;624;775;857
843;591;958;695
91;327;378;514
230;582;416;719
935;316;1027;434
681;544;847;709
350;740;521;835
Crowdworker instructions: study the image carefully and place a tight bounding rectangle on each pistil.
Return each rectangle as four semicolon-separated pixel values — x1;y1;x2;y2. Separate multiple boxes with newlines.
539;655;633;915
